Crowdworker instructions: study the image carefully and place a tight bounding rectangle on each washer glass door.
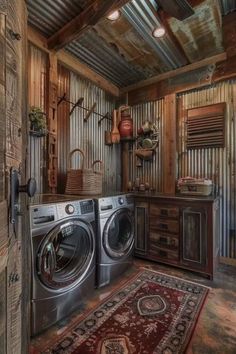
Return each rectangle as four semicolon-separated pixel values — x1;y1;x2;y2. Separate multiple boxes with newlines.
103;208;134;259
37;218;94;290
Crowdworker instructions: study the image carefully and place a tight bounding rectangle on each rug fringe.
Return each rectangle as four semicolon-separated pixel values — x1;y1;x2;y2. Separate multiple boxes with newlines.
139;267;212;290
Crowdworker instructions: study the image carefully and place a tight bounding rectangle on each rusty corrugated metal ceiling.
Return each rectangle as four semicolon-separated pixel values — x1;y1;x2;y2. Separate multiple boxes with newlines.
26;0;236;89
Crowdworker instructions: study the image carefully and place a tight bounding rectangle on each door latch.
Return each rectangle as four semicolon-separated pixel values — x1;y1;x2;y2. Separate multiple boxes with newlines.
10;168;37;224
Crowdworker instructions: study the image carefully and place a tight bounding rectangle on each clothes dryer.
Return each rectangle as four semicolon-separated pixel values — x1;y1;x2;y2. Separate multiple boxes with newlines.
30;195;96;335
95;194;134;287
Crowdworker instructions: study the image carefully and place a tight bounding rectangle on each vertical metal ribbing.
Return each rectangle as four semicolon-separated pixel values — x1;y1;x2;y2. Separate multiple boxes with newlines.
69;72;118;193
129;99;164;192
177;80;236;259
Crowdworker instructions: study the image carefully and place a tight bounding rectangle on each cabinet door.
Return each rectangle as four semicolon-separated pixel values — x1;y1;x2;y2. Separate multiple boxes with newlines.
134;202;148;256
181;207;207;269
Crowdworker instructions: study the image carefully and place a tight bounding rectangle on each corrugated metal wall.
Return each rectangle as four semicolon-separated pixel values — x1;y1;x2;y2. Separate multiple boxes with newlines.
28;44;47;193
177;80;236;258
69;72;120;193
129;99;164;192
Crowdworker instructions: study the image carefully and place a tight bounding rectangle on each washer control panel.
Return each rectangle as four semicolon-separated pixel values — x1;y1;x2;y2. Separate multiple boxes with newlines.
30;199;94;229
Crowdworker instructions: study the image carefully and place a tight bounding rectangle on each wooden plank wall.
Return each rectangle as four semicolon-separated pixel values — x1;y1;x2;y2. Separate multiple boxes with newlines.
0;1;28;353
163;94;176;194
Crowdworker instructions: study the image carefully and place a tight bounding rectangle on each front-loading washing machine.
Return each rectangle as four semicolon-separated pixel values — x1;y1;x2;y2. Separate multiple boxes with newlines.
29;195;96;335
95;194;134;288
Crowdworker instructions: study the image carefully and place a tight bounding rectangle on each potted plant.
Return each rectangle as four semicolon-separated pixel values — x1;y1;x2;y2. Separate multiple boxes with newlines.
29;106;47;137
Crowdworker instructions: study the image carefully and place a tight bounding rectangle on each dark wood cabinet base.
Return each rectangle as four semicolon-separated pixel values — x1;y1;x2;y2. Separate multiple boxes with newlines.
134;194;220;280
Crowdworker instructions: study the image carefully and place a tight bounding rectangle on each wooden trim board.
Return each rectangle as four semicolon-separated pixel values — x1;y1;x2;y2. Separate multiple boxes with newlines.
121;52;227;94
28;26;120;97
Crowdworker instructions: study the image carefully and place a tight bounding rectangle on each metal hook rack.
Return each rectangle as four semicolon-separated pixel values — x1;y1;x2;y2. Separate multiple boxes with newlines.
57;93;112;123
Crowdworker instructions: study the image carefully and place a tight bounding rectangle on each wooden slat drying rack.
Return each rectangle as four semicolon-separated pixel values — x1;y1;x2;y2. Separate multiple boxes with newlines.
57;93;112;123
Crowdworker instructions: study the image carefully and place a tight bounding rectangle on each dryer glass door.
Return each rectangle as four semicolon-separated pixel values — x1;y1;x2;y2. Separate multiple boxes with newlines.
37;219;94;290
103;208;134;259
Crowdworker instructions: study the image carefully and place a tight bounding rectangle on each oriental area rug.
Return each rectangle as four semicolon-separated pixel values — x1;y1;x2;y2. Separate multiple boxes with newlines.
43;269;209;354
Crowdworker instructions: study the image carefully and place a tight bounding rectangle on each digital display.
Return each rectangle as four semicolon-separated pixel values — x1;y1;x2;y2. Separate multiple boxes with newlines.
80;200;93;214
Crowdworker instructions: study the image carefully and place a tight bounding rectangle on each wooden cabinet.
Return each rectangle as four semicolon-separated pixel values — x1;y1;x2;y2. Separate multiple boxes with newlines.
134;195;220;279
134;201;148;257
149;203;180;263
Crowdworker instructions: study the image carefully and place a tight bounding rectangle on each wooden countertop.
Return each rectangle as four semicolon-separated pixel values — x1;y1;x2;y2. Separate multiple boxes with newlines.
131;192;219;203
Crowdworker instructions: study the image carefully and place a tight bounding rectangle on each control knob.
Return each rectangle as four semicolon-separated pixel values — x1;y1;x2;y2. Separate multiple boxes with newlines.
118;197;124;205
65;204;75;215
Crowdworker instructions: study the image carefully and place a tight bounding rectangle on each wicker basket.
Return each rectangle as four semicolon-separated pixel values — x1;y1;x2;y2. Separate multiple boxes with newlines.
179;184;213;196
178;178;213;196
65;149;103;195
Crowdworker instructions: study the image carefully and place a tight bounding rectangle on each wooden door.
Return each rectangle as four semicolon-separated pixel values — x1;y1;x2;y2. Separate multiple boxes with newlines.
0;1;28;353
180;206;207;270
134;201;149;257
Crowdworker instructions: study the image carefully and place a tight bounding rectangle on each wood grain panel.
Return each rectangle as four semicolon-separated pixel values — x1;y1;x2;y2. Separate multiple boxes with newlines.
150;204;179;218
186;102;226;149
163;94;177;194
46;52;58;192
0;271;6;353
57;64;70;193
0;13;6;201
0;200;8;273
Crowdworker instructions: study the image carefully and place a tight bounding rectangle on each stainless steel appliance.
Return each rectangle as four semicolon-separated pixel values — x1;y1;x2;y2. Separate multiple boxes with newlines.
30;195;96;335
95;194;134;287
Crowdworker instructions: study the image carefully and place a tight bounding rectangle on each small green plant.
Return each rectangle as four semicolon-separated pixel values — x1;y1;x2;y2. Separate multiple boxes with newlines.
29;106;47;135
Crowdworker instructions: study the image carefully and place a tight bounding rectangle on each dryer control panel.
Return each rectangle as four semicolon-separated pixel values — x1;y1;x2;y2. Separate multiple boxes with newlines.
98;194;133;214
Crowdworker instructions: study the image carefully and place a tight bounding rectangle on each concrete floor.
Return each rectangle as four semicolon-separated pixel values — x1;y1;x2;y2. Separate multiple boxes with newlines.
30;259;236;354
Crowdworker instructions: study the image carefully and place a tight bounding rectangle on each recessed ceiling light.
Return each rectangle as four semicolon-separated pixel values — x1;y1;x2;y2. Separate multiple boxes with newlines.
107;10;120;21
152;27;165;38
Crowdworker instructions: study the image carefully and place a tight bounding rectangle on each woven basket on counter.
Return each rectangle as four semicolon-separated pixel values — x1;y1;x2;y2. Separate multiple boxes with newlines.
65;148;103;195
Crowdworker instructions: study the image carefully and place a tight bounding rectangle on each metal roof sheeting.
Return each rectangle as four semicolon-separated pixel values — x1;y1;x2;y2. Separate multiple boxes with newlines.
27;0;85;37
122;0;188;70
26;0;231;88
65;29;148;87
219;0;236;15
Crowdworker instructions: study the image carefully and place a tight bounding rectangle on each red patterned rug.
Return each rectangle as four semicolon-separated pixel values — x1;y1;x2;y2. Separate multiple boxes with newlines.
42;269;209;354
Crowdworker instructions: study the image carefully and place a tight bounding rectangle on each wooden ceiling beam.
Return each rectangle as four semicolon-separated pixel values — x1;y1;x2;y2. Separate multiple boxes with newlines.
223;11;236;58
57;51;120;97
121;52;227;94
47;0;130;51
156;0;194;20
127;54;236;105
28;26;120;97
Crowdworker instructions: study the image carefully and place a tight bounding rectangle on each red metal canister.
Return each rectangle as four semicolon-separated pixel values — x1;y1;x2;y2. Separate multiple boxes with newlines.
118;110;133;140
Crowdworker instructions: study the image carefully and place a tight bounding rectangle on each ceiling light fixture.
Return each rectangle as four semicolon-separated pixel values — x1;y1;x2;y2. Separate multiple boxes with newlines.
107;10;120;21
152;27;165;38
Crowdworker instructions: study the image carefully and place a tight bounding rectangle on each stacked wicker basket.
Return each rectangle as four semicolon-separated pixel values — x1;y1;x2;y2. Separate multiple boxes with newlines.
65;148;103;195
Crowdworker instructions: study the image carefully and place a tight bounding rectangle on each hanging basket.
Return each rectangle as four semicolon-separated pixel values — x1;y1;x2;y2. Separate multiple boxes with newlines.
135;149;154;161
65;149;103;195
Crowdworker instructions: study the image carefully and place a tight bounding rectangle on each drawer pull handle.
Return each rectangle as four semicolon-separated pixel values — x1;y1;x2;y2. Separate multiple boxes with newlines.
160;223;168;229
160;209;168;216
159;250;167;257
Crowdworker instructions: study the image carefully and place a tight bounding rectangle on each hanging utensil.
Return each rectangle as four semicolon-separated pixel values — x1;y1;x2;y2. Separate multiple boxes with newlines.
111;109;120;144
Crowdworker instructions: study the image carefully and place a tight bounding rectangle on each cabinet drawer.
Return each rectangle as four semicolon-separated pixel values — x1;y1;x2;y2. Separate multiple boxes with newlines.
149;231;179;251
150;204;179;218
150;218;179;234
149;244;179;261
